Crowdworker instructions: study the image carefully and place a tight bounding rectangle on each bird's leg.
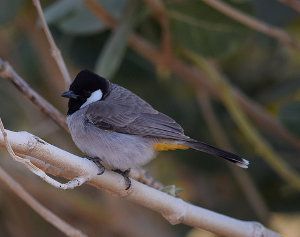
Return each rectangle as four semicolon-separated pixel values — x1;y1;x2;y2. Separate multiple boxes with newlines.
112;169;131;190
86;157;105;175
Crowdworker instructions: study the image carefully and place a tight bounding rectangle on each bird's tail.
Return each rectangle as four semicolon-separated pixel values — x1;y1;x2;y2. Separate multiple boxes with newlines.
184;140;249;168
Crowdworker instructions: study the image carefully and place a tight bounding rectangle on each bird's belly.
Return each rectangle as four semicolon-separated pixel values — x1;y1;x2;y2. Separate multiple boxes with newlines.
67;113;156;170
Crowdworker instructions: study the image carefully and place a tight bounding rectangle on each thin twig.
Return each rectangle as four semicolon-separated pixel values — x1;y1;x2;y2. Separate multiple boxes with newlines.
22;178;169;237
32;0;71;88
28;155;66;177
0;58;68;131
84;0;117;27
84;0;300;151
0;118;95;190
144;0;172;77
183;50;300;191
278;0;300;13
202;0;300;49
197;92;270;223
0;129;281;237
0;165;87;237
30;154;165;191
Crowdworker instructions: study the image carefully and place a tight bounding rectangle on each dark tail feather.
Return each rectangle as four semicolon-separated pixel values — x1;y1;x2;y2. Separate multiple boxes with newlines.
185;140;249;168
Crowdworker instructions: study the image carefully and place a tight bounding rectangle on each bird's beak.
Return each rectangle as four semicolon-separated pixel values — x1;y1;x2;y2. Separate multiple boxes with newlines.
61;90;79;99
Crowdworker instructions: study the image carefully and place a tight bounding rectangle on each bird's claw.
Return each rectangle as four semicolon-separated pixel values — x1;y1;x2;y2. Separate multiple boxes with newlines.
87;157;105;175
112;169;131;190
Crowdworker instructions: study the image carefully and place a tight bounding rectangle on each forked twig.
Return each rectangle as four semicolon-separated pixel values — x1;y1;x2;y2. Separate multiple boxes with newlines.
0;118;94;190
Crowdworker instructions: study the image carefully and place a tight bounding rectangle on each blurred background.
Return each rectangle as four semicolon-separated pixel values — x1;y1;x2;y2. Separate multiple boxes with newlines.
0;0;300;236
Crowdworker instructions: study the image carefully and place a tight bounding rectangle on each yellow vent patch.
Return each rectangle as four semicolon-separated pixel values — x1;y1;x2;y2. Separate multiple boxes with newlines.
153;143;189;151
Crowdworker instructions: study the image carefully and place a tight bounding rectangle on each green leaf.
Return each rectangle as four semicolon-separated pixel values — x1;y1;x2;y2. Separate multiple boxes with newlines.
94;0;141;79
279;102;300;138
44;0;127;35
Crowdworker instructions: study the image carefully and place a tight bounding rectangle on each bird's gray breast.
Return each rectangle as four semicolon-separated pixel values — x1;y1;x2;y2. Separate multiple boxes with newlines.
67;108;156;170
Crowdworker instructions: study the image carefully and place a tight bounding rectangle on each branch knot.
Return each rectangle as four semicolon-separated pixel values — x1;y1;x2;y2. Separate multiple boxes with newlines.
162;198;187;225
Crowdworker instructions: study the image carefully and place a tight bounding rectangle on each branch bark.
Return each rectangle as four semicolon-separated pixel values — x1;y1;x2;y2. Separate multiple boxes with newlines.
0;58;68;131
0;129;280;237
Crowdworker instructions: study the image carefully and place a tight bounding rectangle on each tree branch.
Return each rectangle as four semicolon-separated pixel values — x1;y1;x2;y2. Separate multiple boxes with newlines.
0;119;96;190
0;128;280;237
32;0;71;88
84;0;117;28
0;165;87;237
144;0;172;77
202;0;300;49
278;0;300;14
0;58;68;131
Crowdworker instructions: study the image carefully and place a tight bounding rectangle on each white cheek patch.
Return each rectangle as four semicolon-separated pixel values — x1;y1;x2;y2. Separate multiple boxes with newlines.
80;89;103;109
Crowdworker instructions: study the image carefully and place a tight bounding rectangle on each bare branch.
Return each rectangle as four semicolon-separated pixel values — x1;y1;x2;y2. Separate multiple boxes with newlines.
0;58;68;131
0;119;96;190
144;0;172;76
84;1;300;151
0;164;87;237
84;0;117;28
30;154;165;191
202;0;300;49
0;128;280;237
279;0;300;13
32;0;71;88
27;156;66;177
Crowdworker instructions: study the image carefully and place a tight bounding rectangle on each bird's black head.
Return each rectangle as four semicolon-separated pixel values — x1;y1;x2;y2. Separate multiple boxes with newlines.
62;70;111;115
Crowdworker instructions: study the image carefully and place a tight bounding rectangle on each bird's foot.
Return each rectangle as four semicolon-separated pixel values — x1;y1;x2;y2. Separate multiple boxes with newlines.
112;169;131;190
86;157;105;175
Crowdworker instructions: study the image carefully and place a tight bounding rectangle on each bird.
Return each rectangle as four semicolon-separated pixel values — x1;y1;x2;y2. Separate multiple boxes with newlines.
62;70;249;189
